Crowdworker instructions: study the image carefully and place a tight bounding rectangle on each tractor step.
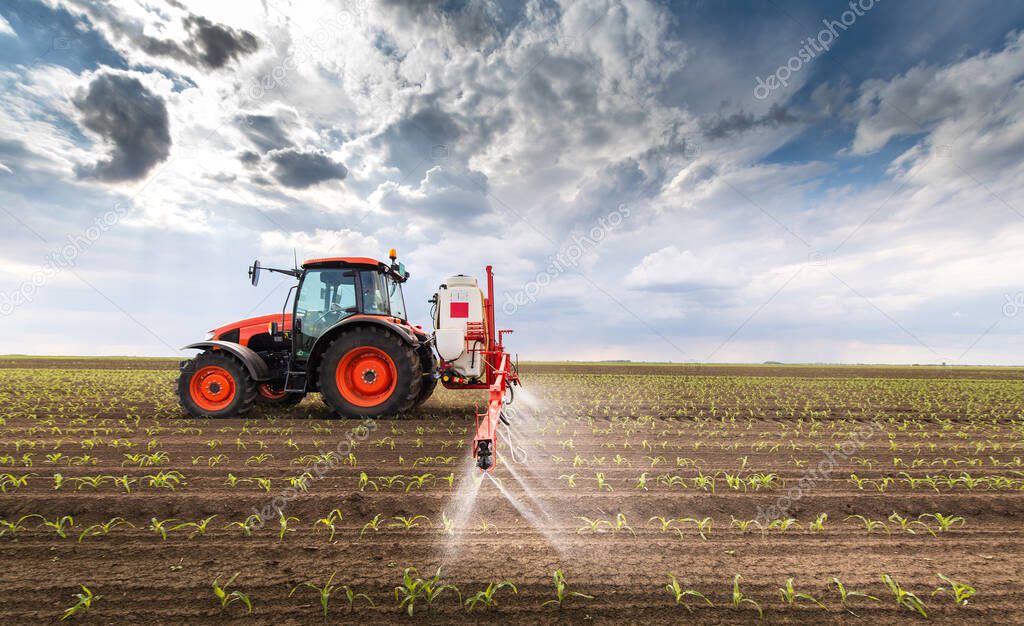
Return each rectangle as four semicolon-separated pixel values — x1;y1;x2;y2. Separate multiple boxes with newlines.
284;370;307;393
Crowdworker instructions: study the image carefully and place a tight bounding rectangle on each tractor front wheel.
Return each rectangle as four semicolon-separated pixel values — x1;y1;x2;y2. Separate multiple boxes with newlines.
177;351;256;418
319;326;421;418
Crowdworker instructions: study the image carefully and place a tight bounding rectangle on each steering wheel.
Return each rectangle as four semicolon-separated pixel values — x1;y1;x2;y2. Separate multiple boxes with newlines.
311;302;345;327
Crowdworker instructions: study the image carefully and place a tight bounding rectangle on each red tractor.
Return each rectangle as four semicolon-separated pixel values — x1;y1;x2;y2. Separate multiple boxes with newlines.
176;250;518;470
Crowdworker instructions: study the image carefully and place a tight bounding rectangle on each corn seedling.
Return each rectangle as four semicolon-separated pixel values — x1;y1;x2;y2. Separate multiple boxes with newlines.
882;574;928;618
440;512;455;536
149;517;178;541
541;570;593;609
360;513;384;537
846;514;889;534
0;514;43;536
278;512;299;542
143;470;186;490
575;516;609;534
393;567;461;616
679;516;713;541
78;517;134;542
213;573;252;614
888;511;934;536
405;473;434;492
919;513;965;532
610;512;635;535
778;577;826;610
290;572;375;619
171;515;218;538
225;514;262;537
43;515;75;539
808;512;828;532
60;585;100;621
390;515;430;530
650;516;679;533
932;573;975;607
665;574;712;612
465;581;517;612
731;574;763;620
831;576;880;615
315;509;344;542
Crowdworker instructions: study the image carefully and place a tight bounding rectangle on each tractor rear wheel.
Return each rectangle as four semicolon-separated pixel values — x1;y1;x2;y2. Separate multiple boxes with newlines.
257;383;305;406
319;326;422;418
178;351;256;418
413;374;437;407
413;343;438;407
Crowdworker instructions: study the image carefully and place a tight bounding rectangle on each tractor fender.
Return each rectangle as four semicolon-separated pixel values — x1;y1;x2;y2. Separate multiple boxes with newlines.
306;317;420;384
181;340;271;381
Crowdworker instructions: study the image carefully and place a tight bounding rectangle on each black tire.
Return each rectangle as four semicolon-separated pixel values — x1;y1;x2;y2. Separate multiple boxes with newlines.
256;383;306;406
413;342;438;407
177;351;256;418
414;375;438;407
318;326;422;418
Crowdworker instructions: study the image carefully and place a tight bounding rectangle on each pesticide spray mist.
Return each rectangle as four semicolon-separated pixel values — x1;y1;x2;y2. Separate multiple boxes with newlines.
440;384;574;563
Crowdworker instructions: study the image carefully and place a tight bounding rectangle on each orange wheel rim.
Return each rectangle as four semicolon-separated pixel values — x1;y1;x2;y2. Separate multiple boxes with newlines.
190;365;237;411
258;383;287;400
336;346;397;407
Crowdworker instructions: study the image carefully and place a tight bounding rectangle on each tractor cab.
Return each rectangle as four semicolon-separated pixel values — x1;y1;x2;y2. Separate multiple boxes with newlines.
291;256;411;359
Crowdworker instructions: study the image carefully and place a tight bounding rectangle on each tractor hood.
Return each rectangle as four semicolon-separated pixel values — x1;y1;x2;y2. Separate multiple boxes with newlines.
211;313;292;345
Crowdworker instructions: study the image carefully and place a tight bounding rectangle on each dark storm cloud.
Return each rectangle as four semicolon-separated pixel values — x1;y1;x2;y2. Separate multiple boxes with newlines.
703;104;798;139
376;107;463;172
73;73;171;183
238;150;262;165
182;14;259;69
235;114;292;151
61;1;258;69
267;149;348;189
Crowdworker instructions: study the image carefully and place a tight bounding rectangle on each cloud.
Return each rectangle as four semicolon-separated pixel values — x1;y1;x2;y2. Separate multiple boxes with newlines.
849;32;1024;154
267;149;348;189
626;245;746;290
0;14;15;37
703;104;799;140
370;165;491;222
73;73;171;182
260;228;380;260
182;14;259;69
236;112;294;151
54;0;259;69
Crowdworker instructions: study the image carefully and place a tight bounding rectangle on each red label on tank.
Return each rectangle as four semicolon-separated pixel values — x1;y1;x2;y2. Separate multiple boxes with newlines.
450;302;469;318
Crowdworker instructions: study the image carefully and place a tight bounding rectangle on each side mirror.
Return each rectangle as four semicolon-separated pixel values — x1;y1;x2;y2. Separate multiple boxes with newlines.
248;260;261;286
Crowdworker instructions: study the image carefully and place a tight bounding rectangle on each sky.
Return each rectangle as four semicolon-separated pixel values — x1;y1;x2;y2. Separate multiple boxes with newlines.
1;0;1024;364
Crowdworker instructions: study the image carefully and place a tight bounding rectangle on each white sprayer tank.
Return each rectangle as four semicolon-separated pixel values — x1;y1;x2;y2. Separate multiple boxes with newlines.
434;275;486;379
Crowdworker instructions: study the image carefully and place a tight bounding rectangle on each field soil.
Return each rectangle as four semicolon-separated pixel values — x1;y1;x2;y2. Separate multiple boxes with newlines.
0;358;1022;624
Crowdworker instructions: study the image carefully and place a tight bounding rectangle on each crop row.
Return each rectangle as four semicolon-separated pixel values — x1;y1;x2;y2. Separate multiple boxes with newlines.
57;568;973;621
